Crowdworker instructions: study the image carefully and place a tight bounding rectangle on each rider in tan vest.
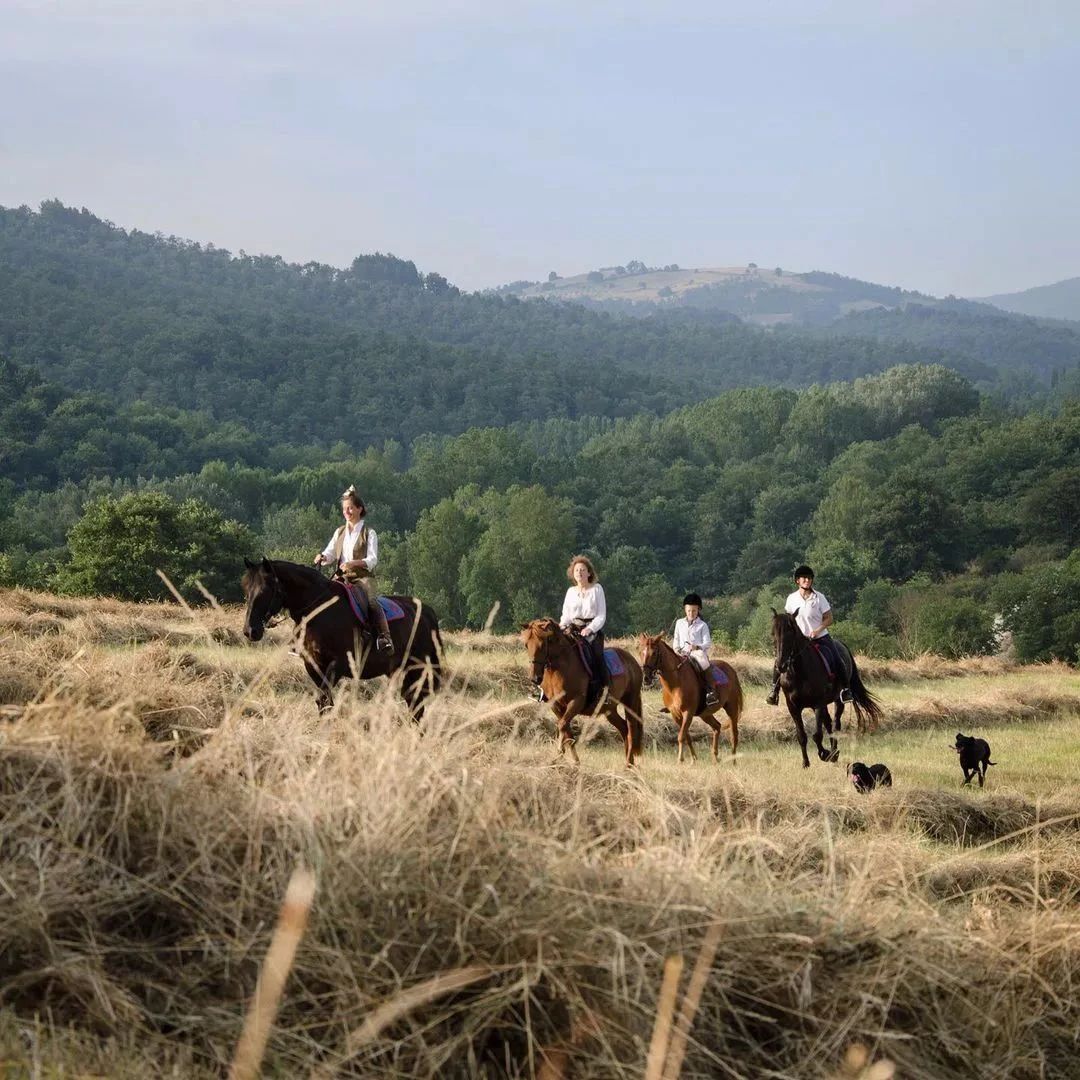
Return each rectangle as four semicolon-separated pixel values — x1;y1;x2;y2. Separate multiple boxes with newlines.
314;486;393;654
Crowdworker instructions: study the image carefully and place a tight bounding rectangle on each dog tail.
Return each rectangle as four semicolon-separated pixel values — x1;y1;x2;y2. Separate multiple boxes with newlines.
987;759;997;767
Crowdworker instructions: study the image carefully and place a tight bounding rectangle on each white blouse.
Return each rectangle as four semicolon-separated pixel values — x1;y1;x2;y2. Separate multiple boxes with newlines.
320;521;379;569
560;583;607;638
673;616;712;656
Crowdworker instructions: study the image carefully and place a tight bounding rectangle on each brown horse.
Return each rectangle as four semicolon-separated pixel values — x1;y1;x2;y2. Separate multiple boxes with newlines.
771;611;882;768
520;619;644;767
242;558;444;718
639;635;742;763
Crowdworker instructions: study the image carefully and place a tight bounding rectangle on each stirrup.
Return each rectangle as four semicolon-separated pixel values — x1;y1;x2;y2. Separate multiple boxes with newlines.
376;633;394;654
839;687;853;703
705;691;720;708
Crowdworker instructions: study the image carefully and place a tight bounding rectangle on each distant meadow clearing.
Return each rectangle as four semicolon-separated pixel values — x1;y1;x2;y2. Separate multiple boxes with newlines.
1;588;1078;1078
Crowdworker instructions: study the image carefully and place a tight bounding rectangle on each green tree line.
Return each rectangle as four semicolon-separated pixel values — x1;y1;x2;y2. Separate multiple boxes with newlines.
5;363;1077;664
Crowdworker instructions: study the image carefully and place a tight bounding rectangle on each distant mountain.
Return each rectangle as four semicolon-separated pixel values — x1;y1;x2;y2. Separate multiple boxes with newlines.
503;262;1000;327
980;277;1080;322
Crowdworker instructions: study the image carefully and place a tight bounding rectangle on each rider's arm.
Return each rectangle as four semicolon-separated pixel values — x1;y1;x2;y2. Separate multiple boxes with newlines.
812;610;834;638
316;531;337;565
583;584;606;638
559;588;575;629
358;528;378;571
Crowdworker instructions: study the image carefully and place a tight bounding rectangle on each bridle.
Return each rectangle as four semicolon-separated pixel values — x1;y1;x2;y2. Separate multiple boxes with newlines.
641;638;686;688
774;614;809;676
254;568;289;630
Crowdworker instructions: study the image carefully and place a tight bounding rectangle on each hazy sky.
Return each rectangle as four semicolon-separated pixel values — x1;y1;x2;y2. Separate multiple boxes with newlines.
3;1;1078;295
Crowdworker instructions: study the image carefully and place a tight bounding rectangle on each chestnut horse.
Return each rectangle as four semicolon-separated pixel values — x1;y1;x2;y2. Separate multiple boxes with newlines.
242;558;443;718
520;619;644;767
772;611;882;768
639;635;742;763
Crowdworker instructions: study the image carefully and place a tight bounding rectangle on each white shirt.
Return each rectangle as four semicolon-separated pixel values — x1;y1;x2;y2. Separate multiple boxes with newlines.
321;520;379;570
785;588;830;638
560;583;606;638
673;616;712;656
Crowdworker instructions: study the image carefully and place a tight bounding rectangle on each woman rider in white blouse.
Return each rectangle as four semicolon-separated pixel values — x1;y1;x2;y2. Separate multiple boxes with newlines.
560;555;607;695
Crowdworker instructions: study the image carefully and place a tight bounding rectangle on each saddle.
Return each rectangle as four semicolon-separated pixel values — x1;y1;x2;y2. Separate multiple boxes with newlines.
693;662;729;690
812;637;853;685
330;581;406;628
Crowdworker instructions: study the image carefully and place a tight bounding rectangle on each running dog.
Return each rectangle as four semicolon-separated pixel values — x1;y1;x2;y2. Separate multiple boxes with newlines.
954;732;996;787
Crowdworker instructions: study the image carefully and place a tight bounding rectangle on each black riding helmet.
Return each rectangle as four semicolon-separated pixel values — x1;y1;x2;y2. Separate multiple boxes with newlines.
682;592;703;607
793;565;814;581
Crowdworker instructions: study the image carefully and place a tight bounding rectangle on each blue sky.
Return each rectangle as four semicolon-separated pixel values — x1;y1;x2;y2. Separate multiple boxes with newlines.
2;1;1077;294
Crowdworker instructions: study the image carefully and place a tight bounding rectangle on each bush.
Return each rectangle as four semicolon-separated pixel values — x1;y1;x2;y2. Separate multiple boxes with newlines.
905;595;996;659
830;619;899;659
994;553;1080;663
626;574;681;635
54;492;253;603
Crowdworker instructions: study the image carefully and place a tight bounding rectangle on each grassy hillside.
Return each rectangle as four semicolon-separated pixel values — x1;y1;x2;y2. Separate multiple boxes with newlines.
2;587;1078;1077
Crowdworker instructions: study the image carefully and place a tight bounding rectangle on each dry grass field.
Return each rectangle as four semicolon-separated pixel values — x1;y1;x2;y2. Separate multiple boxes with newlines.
1;587;1079;1078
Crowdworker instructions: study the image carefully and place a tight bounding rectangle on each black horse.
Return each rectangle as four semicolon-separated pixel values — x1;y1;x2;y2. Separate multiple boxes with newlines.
771;611;883;768
242;558;444;717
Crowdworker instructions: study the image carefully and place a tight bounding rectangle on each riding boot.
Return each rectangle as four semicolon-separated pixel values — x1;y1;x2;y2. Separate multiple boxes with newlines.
361;580;394;655
704;669;721;708
765;660;782;706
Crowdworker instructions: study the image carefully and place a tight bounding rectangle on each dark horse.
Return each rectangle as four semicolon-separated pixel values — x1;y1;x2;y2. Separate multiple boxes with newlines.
242;558;444;717
771;611;883;768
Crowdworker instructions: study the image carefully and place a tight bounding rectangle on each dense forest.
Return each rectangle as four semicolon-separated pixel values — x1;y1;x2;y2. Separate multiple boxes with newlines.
2;202;1077;451
2;201;1077;663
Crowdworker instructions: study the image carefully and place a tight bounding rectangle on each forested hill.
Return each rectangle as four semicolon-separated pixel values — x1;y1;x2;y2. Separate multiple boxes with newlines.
0;201;1060;450
981;276;1080;322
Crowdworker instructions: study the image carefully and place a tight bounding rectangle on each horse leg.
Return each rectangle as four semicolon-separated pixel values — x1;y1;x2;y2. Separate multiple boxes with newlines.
723;698;739;761
305;658;337;714
557;701;583;765
700;712;723;762
812;706;831;761
674;710;696;763
787;700;810;768
602;705;633;769
400;662;432;724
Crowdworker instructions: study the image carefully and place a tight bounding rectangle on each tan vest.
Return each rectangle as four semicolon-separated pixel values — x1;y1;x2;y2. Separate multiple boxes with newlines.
332;521;372;582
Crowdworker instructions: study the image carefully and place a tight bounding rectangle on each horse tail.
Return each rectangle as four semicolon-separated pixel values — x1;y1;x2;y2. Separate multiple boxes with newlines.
721;661;743;723
849;658;883;733
423;604;445;693
621;651;645;754
625;682;644;754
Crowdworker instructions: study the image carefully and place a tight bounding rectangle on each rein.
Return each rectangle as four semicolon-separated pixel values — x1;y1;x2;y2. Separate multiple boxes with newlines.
642;640;687;687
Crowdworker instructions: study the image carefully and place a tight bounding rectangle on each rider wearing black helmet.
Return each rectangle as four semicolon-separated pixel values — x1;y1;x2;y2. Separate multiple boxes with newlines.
673;592;723;708
765;565;851;706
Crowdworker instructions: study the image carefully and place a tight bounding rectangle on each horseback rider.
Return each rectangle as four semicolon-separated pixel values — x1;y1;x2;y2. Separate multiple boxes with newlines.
560;555;607;704
673;592;723;708
765;564;852;706
314;485;394;655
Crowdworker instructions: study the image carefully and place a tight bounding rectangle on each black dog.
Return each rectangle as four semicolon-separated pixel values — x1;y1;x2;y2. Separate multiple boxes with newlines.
954;733;996;787
869;763;892;788
848;761;893;793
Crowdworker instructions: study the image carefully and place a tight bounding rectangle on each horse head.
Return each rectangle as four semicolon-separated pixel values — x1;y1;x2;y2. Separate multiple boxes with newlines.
519;618;565;686
638;633;664;688
242;557;286;642
771;609;802;674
